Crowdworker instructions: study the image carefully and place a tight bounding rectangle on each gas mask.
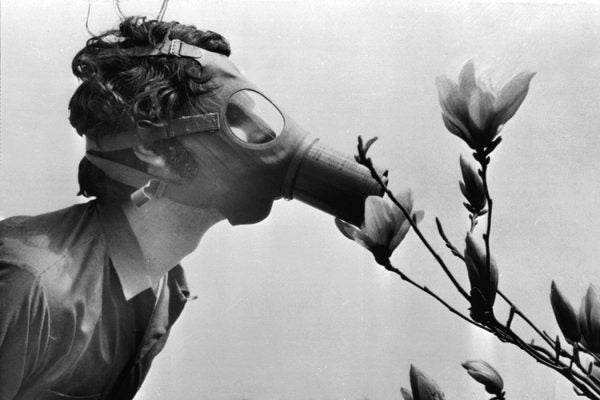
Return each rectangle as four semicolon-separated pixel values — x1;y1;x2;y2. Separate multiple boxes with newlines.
85;37;385;226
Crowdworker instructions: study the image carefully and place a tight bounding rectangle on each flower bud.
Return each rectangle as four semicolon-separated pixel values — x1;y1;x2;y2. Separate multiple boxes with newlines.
550;281;581;343
464;233;498;323
579;284;600;353
462;360;504;396
409;365;446;400
459;155;487;214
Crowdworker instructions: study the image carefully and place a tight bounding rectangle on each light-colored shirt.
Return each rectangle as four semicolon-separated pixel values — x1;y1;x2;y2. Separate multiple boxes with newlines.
0;201;190;400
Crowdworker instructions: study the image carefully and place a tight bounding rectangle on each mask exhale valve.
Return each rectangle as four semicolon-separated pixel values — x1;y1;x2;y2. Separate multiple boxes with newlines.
282;139;386;227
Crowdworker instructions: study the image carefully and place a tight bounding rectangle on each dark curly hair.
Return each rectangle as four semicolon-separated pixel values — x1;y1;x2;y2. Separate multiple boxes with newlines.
69;17;231;202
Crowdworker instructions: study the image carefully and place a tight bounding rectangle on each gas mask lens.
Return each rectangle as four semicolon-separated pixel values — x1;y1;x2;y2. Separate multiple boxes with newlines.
226;90;284;144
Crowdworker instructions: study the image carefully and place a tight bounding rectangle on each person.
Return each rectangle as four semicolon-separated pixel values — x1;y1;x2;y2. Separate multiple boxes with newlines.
0;15;382;400
0;17;236;400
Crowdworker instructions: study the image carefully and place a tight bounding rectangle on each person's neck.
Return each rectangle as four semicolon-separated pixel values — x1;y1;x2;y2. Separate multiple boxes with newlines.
121;197;224;281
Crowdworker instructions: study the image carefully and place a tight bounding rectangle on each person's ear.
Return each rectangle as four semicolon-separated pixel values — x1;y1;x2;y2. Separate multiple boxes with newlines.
132;144;167;168
132;144;175;179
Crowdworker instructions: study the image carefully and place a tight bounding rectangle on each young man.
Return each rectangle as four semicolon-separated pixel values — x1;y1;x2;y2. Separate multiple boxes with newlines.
0;16;380;400
0;17;244;400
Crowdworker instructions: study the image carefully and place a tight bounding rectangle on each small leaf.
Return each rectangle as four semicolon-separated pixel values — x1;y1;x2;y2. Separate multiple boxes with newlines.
400;387;414;400
363;136;379;154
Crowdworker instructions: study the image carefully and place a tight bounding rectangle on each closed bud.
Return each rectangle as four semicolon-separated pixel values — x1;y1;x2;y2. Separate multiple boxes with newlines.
462;359;504;396
579;285;600;353
409;365;446;400
550;281;581;343
459;155;487;214
464;233;499;323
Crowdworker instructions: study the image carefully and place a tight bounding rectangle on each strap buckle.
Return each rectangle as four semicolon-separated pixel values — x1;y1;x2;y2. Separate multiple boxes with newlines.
130;179;168;207
168;39;183;57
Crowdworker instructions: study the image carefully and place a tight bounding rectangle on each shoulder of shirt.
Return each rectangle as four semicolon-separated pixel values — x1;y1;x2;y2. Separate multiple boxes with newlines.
0;201;103;277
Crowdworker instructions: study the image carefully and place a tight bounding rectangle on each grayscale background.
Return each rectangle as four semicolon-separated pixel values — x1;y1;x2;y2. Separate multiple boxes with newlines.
1;1;599;399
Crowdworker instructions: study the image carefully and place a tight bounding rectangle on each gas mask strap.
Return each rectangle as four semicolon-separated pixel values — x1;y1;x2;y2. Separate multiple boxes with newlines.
85;153;168;207
87;113;220;152
117;37;206;60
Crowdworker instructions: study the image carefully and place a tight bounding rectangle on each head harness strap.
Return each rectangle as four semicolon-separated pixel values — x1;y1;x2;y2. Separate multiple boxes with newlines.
116;38;206;59
85;38;215;152
87;113;220;151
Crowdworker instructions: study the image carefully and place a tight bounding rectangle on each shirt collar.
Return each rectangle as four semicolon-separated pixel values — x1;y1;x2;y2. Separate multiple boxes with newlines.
97;203;156;300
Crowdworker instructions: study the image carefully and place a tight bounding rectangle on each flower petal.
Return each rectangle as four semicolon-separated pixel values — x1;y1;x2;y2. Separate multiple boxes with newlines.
389;218;411;254
459;60;477;96
493;71;536;128
353;230;376;250
335;218;359;241
413;210;425;225
335;217;376;250
468;87;495;133
363;196;395;246
394;189;414;215
388;210;424;253
436;76;463;118
441;113;473;145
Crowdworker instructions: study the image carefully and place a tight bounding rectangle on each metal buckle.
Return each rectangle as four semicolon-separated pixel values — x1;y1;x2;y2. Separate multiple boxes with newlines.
168;39;182;57
130;179;168;207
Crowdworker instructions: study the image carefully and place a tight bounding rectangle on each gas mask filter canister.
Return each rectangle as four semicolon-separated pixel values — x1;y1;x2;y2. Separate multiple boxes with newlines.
84;37;386;226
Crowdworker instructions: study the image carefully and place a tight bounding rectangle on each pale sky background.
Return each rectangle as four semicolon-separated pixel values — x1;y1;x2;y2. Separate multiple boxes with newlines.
2;1;600;399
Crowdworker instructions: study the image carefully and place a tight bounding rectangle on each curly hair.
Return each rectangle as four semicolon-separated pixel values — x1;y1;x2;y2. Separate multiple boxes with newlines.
69;17;231;202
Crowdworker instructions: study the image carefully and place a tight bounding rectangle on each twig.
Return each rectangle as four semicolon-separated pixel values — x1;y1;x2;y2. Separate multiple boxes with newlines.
435;217;466;262
357;149;471;302
381;259;491;332
497;290;555;348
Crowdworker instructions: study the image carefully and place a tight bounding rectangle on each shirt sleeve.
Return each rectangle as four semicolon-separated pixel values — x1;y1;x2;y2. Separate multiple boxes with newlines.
0;262;50;400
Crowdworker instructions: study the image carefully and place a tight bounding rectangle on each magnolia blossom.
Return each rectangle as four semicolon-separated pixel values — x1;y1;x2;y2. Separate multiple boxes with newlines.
404;365;446;400
464;233;499;323
459;155;487;215
579;284;600;353
462;360;504;396
335;190;423;264
436;60;535;151
550;281;581;344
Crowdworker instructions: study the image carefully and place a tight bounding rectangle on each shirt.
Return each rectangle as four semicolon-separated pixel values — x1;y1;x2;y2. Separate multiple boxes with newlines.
0;201;190;400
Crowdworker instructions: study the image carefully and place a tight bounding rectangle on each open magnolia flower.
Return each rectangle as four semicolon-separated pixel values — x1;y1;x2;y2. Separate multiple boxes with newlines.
436;60;535;151
335;190;424;264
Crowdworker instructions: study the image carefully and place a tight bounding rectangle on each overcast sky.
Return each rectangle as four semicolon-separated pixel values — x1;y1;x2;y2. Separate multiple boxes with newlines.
2;1;600;399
